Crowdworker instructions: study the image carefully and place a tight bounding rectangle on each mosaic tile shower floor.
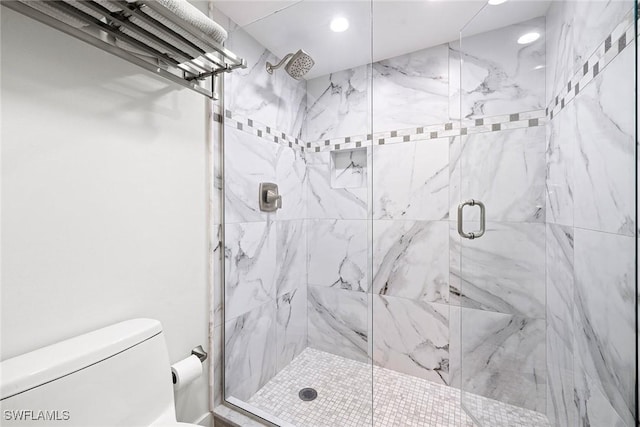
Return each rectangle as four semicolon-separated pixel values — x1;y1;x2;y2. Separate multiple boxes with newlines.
245;348;550;427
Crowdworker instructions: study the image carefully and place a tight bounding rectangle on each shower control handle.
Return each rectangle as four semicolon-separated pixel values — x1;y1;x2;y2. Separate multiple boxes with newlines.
266;190;282;208
259;182;282;212
457;199;485;240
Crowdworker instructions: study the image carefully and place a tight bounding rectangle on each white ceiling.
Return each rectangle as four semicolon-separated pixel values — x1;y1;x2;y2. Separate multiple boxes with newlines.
215;0;551;79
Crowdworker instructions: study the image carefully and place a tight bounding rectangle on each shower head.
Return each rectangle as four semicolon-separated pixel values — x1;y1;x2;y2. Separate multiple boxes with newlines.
266;49;315;80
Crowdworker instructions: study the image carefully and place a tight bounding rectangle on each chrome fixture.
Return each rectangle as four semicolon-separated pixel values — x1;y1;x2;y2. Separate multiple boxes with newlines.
457;199;486;239
266;49;315;79
3;0;246;99
259;183;282;212
191;345;208;363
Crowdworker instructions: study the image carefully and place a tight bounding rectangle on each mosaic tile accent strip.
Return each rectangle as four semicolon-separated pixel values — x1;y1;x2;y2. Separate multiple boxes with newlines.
216;105;545;155
307;110;546;153
222;109;305;152
245;348;550;427
546;7;635;120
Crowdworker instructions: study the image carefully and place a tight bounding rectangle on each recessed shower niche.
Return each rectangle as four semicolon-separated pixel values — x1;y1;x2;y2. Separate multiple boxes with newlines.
330;148;367;189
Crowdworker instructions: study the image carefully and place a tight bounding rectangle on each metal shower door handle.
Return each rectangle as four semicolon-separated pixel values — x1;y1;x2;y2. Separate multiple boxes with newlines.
457;199;486;240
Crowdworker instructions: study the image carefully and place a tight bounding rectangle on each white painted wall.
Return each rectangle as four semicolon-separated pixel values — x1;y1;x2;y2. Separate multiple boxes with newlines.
0;7;210;424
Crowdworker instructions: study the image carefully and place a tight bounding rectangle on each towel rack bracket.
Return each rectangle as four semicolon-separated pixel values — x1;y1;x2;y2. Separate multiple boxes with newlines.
3;0;246;100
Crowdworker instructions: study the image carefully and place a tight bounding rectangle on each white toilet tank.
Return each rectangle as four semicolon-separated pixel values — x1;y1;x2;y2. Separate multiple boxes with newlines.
0;319;180;426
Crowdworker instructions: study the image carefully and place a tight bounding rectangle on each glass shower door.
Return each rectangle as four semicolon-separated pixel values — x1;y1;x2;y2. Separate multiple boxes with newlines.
455;4;548;425
456;1;638;426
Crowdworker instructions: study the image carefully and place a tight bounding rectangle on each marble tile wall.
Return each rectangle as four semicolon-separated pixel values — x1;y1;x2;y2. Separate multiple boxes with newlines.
451;17;546;120
304;15;549;414
545;1;636;426
216;19;310;404
214;4;637;425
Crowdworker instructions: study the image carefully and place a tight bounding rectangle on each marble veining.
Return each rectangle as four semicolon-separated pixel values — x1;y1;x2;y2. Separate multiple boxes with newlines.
331;148;367;189
545;224;574;356
545;100;575;227
573;228;635;426
372;220;449;304
372;295;449;385
224;127;279;224
450;222;545;319
545;225;575;427
275;148;307;221
457;126;546;223
276;287;307;372
372;43;449;131
572;46;635;236
305;66;371;142
307;285;369;363
225;27;306;138
224;301;277;401
307;219;368;292
224;221;276;321
545;0;633;107
275;220;306;297
372;138;449;221
451;17;546;120
307;151;368;219
456;308;546;412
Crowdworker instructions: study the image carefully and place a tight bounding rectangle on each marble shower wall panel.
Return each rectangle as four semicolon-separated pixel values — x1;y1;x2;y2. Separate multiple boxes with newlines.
371;295;449;385
449;221;545;319
573;228;636;426
224;127;279;224
275;220;307;370
451;17;546;120
545;224;575;427
276;285;307;372
545;0;633;108
371;139;449;221
458;126;546;223
545;224;574;357
574;364;628;427
456;308;546;412
372;44;450;132
448;305;461;390
307;151;368;220
224;221;276;321
305;65;371;142
544;3;636;425
276;220;307;297
307;285;369;363
224;301;277;401
572;45;635;237
276;147;308;221
545;99;575;227
307;219;368;292
371;220;449;304
225;27;306;138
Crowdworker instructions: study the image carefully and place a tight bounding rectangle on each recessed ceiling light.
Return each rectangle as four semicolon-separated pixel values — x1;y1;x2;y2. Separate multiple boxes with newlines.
488;0;507;5
534;65;545;70
330;16;349;33
518;32;540;44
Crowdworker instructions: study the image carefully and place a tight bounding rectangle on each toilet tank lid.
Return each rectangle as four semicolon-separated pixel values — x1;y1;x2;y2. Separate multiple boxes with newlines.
0;319;163;400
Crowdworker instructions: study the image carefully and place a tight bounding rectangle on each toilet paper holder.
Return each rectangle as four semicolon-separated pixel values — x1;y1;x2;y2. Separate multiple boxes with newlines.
191;345;208;363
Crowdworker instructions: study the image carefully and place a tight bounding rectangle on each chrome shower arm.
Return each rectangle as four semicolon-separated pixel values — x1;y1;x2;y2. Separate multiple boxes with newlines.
266;53;294;74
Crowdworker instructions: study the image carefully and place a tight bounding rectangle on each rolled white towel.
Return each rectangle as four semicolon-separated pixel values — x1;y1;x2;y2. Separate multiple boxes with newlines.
143;0;227;44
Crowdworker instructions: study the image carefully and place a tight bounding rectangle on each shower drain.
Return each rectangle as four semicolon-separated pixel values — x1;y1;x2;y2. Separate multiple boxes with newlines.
298;387;318;401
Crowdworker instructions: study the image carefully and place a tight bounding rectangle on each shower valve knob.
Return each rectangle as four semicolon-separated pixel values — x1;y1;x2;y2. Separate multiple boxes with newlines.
266;190;282;208
259;183;282;212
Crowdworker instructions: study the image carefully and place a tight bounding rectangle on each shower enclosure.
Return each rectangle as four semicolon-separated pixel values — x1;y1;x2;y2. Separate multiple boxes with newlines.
214;0;638;425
